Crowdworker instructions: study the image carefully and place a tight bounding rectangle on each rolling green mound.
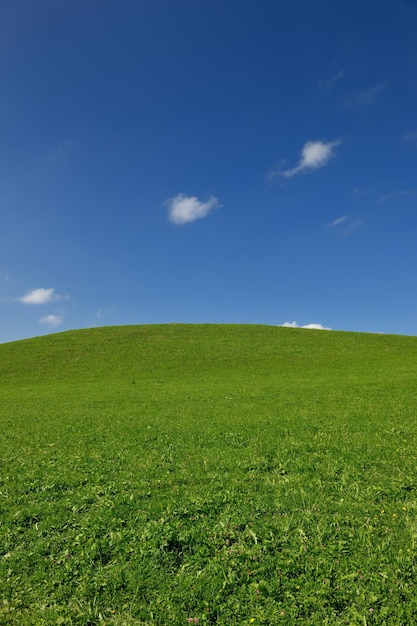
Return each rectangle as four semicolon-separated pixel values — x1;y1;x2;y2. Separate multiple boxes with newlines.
1;325;417;625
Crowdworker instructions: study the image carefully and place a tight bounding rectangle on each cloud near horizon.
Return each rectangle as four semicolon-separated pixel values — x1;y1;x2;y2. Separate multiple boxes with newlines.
275;140;341;178
281;321;332;330
39;314;63;327
166;193;220;225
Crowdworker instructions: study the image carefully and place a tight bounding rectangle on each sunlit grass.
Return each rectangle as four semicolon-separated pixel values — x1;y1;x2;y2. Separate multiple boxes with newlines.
1;324;417;624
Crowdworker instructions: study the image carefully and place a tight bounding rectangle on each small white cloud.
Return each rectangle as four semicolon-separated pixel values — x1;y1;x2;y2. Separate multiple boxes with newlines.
274;140;341;179
330;216;348;227
89;310;103;328
18;288;56;304
17;287;68;305
39;314;63;327
328;215;363;235
281;321;332;330
166;193;220;225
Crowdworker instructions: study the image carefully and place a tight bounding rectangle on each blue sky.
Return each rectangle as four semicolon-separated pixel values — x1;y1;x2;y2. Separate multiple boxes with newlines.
1;0;417;342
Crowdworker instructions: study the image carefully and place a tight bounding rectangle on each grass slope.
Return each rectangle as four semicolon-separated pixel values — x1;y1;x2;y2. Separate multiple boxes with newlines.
1;324;417;625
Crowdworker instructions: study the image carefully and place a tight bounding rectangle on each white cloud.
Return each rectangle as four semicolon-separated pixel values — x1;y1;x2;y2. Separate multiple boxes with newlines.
275;140;341;179
301;323;332;330
17;287;68;305
166;193;220;225
281;321;332;330
328;215;363;235
39;314;63;327
18;288;56;304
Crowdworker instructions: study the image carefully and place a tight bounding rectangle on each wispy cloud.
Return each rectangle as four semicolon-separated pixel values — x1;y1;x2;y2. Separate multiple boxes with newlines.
166;193;220;225
39;314;63;327
281;321;332;330
353;182;381;195
50;140;72;164
328;215;363;235
340;82;386;108
402;129;417;147
318;70;344;93
17;287;67;304
377;189;415;203
271;140;341;179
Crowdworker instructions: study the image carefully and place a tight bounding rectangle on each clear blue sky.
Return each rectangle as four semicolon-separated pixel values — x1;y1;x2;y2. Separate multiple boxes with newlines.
1;0;417;342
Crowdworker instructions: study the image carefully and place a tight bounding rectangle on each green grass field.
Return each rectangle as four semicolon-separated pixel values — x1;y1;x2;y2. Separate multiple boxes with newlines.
1;324;417;625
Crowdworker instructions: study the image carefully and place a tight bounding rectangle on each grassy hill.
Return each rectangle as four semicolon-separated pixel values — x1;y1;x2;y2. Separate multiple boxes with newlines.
1;324;417;625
